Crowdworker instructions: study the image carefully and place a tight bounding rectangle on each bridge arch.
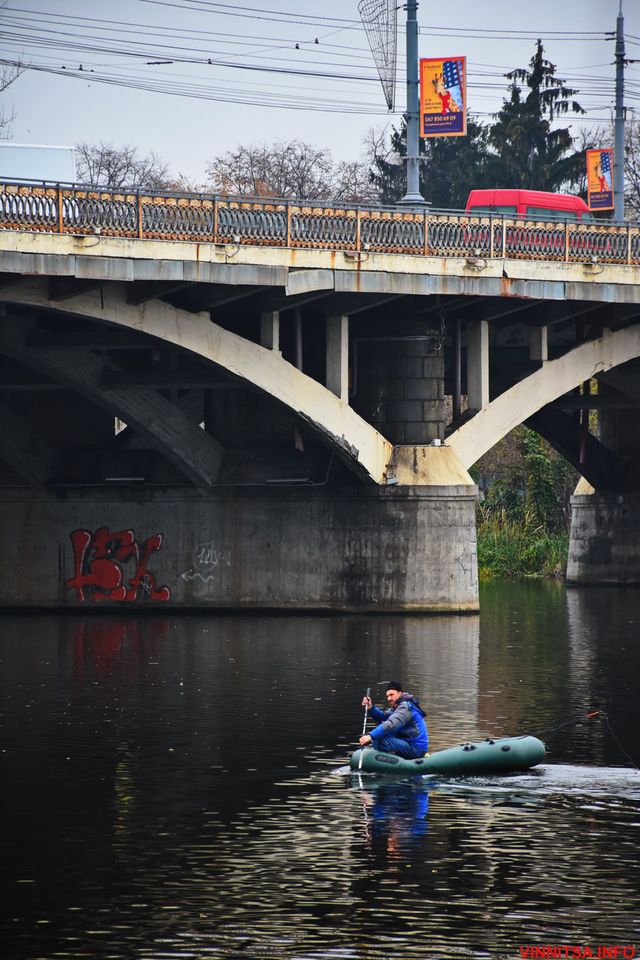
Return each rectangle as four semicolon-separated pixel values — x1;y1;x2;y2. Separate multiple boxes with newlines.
447;323;640;474
0;279;393;485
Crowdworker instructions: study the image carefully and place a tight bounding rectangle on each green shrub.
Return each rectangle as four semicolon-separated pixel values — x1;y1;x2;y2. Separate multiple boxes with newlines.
473;426;575;578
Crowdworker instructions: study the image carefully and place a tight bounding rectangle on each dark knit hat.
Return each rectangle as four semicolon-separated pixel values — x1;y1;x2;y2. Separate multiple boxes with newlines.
386;681;403;692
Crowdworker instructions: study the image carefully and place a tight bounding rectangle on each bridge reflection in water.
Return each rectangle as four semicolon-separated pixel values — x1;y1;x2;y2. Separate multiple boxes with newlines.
0;582;638;958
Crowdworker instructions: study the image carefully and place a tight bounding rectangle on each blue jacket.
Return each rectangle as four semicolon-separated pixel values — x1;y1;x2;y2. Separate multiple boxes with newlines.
369;694;428;753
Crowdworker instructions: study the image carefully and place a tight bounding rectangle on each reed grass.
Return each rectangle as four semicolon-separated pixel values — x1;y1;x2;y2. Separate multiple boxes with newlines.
476;508;569;579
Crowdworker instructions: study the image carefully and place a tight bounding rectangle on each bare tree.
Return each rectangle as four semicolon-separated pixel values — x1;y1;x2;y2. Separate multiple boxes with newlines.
624;118;640;219
331;158;379;204
574;122;640;220
75;142;170;189
362;124;401;172
1;61;23;138
361;123;407;204
163;173;207;193
205;140;337;201
571;125;610;199
1;0;24;137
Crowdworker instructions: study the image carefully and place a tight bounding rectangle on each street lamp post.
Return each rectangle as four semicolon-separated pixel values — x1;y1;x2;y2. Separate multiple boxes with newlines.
400;0;427;205
614;4;625;221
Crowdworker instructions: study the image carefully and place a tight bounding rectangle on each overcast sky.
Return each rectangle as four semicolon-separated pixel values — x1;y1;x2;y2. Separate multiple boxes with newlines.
2;0;639;184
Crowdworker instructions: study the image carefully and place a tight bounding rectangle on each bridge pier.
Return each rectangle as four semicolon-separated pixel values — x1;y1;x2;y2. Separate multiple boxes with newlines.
351;317;445;445
567;488;640;584
567;373;640;584
0;470;479;611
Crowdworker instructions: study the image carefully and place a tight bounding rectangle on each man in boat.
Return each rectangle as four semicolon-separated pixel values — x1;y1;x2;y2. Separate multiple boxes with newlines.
359;682;428;759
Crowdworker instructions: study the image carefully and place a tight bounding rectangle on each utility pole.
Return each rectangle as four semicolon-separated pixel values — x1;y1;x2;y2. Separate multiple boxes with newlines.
614;2;625;221
400;0;426;205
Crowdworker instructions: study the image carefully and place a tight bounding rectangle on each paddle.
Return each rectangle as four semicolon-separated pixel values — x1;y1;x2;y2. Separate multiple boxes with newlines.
358;687;371;771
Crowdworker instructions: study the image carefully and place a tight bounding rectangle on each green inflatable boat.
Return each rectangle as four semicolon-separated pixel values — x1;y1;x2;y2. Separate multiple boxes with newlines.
349;735;545;776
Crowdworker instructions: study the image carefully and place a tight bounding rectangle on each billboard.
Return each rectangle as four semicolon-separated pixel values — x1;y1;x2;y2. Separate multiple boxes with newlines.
0;143;77;183
586;148;613;211
419;57;466;138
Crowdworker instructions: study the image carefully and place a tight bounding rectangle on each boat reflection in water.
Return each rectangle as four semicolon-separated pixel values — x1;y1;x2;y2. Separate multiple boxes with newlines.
351;777;431;857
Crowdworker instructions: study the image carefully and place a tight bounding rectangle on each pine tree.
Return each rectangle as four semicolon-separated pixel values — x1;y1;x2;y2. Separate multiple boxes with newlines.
368;116;493;208
488;40;586;191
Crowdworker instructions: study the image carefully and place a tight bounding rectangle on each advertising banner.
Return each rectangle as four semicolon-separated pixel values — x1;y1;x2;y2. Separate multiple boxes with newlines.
586;148;614;210
420;56;466;138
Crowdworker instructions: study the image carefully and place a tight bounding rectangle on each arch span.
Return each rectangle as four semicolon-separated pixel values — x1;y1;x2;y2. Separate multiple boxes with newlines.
447;323;640;469
0;279;393;484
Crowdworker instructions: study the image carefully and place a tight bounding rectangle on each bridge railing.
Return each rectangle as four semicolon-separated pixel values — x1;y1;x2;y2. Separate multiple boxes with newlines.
2;180;639;266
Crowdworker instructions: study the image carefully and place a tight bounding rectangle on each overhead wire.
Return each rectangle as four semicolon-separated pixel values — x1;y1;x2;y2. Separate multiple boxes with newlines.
0;10;382;64
135;0;362;30
0;1;630;122
0;58;386;114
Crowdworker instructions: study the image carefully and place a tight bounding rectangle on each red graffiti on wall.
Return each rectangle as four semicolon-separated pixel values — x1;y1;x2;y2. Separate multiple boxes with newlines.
65;527;171;602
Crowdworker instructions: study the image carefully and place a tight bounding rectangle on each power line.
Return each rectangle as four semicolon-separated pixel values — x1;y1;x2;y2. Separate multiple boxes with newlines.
1;8;378;61
0;57;386;114
135;0;362;30
2;1;631;125
420;26;611;40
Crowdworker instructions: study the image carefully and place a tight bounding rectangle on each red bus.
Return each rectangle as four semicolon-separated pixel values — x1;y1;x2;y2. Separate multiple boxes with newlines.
466;189;592;221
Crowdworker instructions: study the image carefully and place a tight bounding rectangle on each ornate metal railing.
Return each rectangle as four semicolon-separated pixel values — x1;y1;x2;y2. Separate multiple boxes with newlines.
1;180;639;266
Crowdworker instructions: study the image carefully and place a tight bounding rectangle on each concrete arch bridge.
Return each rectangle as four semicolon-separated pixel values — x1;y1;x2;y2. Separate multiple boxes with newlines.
1;184;640;611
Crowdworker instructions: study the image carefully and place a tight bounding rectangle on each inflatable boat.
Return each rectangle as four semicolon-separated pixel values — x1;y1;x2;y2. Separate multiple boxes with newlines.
349;735;545;776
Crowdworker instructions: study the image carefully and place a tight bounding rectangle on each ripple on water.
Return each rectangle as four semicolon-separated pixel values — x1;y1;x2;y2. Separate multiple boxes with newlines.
2;601;640;959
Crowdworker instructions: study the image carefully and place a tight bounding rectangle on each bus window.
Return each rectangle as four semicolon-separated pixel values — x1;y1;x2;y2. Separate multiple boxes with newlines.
526;206;577;221
468;205;517;216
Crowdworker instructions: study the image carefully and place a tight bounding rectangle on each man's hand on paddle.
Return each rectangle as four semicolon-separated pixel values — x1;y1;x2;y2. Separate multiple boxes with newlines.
359;734;372;746
361;696;372;709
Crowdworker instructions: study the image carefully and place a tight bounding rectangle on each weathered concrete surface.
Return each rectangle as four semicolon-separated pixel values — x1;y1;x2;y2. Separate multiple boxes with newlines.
393;446;474;486
2;229;640;298
0;485;479;612
567;488;640;584
448;323;640;469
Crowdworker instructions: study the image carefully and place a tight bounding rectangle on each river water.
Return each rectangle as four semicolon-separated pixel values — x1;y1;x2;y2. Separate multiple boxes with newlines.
1;581;639;960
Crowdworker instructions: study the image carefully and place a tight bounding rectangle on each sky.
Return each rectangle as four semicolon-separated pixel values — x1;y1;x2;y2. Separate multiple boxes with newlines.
2;0;640;185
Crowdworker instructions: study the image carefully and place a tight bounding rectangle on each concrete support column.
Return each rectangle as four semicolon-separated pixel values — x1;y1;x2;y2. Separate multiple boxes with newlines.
326;314;349;401
294;307;303;370
453;316;462;422
260;311;280;352
530;325;548;362
466;319;489;412
352;319;445;444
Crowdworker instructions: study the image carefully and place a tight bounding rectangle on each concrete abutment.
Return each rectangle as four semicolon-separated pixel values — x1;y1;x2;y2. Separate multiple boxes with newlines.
0;479;479;612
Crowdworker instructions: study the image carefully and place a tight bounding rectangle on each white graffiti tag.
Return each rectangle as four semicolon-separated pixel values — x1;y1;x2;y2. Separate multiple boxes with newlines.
181;539;230;584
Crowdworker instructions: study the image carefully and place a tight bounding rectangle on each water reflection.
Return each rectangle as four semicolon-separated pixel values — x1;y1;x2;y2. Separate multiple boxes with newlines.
1;584;639;959
350;776;430;855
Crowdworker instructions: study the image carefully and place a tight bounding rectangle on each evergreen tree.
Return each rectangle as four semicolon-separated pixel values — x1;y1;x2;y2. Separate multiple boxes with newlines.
368;116;493;208
488;40;586;191
426;117;493;208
